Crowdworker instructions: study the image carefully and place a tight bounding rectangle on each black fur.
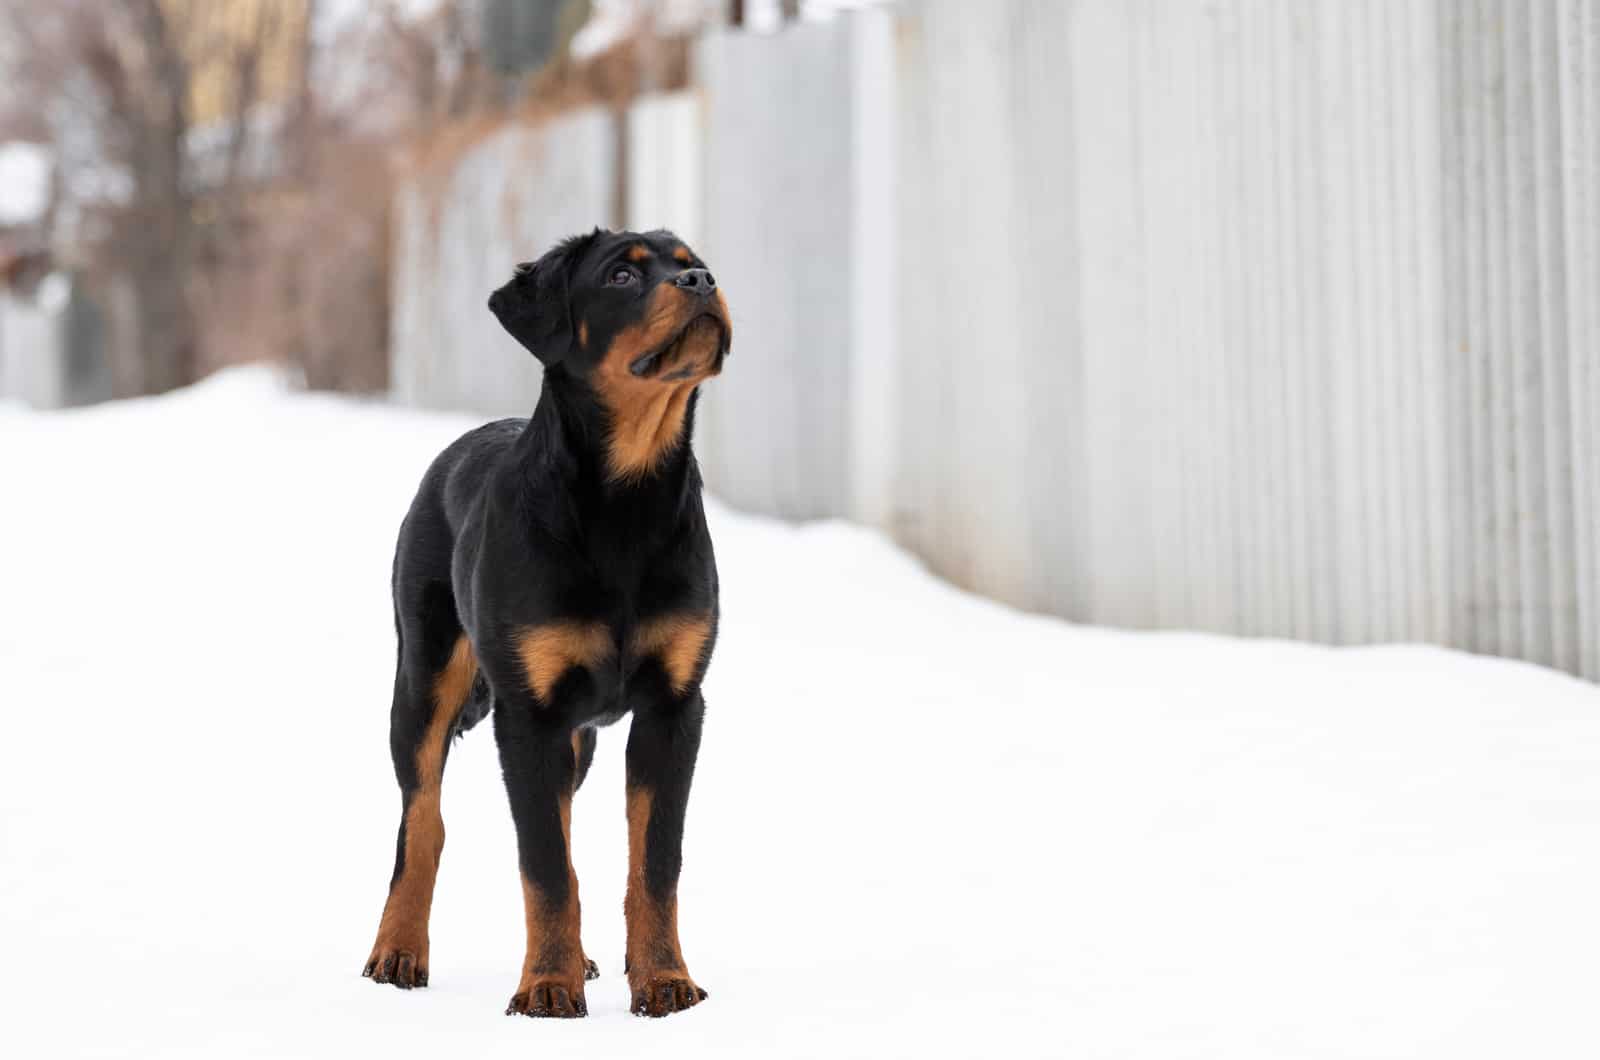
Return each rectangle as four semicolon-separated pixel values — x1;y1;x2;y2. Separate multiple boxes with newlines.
363;228;728;1018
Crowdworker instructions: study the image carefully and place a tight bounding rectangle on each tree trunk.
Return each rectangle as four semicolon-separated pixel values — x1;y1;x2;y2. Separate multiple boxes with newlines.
131;246;194;394
122;0;197;395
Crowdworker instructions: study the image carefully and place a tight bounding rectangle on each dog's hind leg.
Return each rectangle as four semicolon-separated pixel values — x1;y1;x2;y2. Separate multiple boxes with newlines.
364;585;476;989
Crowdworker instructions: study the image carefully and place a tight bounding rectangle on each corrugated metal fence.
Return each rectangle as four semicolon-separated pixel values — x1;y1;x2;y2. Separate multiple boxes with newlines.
391;0;1600;680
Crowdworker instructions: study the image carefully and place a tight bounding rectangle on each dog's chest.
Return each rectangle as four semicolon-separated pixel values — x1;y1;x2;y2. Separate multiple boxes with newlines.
511;611;712;715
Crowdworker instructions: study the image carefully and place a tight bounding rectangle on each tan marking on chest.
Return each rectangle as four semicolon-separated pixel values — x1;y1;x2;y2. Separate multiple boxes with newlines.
515;622;613;702
602;380;698;480
631;614;713;694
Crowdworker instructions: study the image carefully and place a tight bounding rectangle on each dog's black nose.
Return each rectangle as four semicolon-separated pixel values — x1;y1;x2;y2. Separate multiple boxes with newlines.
674;268;716;296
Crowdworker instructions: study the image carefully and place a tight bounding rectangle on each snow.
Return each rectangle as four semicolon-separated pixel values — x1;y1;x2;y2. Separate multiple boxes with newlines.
0;142;51;226
2;367;1598;1058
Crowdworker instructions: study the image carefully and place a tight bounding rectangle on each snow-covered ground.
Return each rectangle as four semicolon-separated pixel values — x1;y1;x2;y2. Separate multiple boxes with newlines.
3;369;1598;1058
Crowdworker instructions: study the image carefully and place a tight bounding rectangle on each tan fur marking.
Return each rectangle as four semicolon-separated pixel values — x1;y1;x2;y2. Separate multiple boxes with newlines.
421;635;477;785
578;319;589;349
632;614;712;694
515;622;612;702
627;244;651;263
625;786;701;1013
595;284;729;481
367;635;477;978
607;384;697;481
624;787;683;974
673;246;692;264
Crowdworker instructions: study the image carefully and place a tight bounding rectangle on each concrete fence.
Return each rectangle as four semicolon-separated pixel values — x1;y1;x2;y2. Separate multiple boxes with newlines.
390;0;1600;681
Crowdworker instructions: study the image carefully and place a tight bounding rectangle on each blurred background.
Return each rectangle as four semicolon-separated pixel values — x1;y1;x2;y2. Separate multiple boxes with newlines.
1;0;1597;682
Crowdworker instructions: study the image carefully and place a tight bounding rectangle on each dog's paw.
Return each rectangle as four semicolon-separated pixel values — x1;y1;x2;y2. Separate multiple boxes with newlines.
629;975;707;1018
506;978;588;1018
362;946;428;989
583;956;600;981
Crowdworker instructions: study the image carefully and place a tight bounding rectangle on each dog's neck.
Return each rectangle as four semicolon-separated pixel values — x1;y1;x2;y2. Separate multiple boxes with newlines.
518;367;699;500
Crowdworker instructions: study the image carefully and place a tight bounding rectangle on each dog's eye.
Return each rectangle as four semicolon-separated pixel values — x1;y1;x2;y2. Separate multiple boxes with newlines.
608;266;637;286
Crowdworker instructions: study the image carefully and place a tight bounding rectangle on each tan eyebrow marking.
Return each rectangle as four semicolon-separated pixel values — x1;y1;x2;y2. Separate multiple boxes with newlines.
627;245;651;264
672;247;692;264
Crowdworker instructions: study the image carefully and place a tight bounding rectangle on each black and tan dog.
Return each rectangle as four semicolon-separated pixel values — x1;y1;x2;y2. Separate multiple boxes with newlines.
361;228;729;1019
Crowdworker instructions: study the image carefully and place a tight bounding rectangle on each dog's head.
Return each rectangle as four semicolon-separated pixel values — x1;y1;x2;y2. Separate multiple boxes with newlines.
488;228;731;386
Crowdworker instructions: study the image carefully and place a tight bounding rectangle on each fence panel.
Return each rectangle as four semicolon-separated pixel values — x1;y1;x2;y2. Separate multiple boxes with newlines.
882;0;1599;678
390;110;616;416
690;21;862;521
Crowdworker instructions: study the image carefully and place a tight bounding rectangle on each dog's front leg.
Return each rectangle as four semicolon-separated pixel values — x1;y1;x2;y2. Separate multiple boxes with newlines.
624;688;708;1017
494;702;588;1018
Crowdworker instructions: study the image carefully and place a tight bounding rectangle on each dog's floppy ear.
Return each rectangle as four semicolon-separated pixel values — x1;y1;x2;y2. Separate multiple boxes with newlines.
487;232;595;368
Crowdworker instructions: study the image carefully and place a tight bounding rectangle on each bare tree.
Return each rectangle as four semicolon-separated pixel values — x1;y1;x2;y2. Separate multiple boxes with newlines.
0;0;308;395
0;0;699;399
111;0;196;394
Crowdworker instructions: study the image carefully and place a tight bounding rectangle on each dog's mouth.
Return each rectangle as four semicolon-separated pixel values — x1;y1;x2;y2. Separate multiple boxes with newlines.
628;313;730;380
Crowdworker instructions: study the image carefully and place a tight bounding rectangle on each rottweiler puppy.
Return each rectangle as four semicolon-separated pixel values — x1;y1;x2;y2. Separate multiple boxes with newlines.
361;228;729;1019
